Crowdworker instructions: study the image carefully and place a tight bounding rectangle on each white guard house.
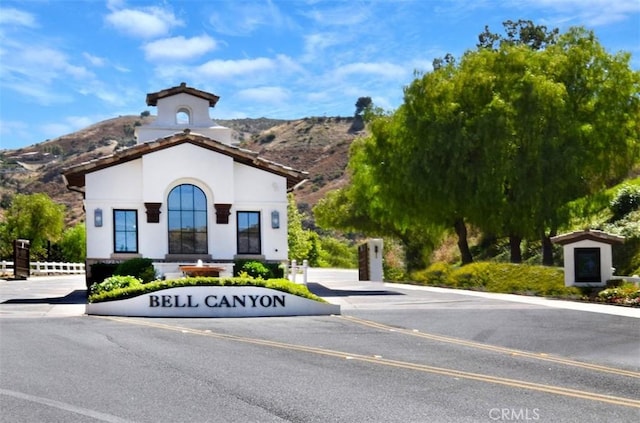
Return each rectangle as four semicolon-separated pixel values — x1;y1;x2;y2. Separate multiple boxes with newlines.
63;83;307;282
551;229;625;287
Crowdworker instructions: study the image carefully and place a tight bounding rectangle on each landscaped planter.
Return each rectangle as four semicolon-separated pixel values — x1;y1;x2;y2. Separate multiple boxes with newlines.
86;286;340;317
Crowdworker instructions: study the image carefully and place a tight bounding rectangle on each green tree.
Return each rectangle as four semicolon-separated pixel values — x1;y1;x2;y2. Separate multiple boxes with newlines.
0;193;65;260
477;19;559;50
331;24;638;267
288;194;312;262
350;96;373;133
59;223;86;262
355;97;372;117
314;129;446;271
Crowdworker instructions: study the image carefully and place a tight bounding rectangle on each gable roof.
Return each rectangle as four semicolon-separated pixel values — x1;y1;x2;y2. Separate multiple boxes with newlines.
146;82;220;107
62;130;307;193
550;229;625;246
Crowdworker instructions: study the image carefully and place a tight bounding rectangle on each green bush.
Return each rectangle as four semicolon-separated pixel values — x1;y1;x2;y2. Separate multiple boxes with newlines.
598;283;640;306
90;275;142;296
411;262;452;286
450;262;493;289
411;261;581;298
114;258;156;283
239;260;272;279
88;262;119;288
610;184;640;220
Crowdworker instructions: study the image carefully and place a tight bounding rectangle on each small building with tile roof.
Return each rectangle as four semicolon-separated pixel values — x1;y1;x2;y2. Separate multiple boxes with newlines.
63;83;307;283
551;229;625;287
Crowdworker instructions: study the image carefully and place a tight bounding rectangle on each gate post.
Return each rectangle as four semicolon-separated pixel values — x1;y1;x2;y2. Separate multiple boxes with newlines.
358;239;384;282
13;239;31;280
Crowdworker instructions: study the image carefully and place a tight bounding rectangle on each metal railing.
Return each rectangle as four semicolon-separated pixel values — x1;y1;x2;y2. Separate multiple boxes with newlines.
0;261;85;276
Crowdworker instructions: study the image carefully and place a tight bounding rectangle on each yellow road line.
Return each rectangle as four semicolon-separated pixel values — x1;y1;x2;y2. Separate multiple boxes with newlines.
338;315;640;379
97;316;640;409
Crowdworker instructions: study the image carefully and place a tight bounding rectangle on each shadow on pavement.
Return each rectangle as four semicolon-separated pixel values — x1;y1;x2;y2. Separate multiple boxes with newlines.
306;282;405;298
2;289;87;305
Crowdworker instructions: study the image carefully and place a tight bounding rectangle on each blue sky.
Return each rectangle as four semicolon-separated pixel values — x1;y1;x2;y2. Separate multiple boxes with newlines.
1;0;639;150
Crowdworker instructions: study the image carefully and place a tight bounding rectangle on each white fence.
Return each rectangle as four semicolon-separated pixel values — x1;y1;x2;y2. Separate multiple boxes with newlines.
0;261;85;276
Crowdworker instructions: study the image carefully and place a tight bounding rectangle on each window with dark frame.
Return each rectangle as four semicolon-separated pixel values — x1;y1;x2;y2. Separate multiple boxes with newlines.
168;184;208;254
237;211;261;254
114;209;138;253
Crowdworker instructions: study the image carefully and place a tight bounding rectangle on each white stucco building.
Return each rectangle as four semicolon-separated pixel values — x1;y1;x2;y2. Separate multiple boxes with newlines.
551;229;625;287
63;83;307;282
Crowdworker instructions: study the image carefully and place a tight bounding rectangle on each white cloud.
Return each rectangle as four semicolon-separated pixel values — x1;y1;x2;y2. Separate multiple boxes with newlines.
105;7;183;39
114;64;131;73
1;80;73;106
503;0;640;27
14;47;94;83
237;86;290;103
83;52;106;67
198;57;276;78
301;32;345;63
0;7;37;27
208;1;296;36
302;4;371;27
334;62;407;79
153;54;303;88
143;35;217;61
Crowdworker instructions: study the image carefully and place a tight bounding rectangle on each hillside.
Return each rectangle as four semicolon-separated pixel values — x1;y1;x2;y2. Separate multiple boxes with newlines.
0;115;365;225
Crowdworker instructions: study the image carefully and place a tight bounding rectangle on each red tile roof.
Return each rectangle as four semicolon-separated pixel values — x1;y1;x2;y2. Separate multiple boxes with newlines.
62;130;307;193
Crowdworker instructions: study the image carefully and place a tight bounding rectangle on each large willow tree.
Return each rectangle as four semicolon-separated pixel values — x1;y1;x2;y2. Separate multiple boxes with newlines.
318;24;639;267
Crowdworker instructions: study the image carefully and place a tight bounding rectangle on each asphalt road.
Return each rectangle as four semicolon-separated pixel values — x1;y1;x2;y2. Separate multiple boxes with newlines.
1;271;639;422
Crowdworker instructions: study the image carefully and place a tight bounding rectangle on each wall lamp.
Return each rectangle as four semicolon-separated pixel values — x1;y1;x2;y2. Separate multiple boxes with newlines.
94;208;103;227
271;210;280;229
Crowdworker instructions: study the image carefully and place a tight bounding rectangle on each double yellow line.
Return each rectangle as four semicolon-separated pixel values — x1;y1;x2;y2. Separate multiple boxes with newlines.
340;315;640;379
99;316;640;409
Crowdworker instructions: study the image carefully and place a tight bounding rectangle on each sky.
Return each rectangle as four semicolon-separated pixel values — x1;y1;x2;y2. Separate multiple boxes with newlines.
0;1;639;151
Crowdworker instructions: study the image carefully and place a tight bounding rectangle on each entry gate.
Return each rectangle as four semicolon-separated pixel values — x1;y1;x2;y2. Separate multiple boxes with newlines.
13;239;30;280
358;243;370;281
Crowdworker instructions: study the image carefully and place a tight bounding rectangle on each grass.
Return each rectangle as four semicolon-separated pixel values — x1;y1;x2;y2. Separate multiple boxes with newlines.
89;276;326;304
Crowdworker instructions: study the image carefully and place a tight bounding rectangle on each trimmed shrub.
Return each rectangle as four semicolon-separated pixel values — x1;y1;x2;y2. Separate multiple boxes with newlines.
411;262;452;286
90;275;142;296
449;262;492;289
233;260;285;279
114;258;156;283
411;261;581;298
236;260;272;279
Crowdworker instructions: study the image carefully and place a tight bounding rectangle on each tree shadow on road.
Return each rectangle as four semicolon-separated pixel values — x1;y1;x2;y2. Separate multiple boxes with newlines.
2;290;87;305
306;282;405;298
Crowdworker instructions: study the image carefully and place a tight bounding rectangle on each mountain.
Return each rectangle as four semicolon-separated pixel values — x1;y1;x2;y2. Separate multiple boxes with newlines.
0;115;365;225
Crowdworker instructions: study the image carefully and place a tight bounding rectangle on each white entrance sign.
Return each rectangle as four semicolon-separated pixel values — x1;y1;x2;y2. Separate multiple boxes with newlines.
86;286;340;317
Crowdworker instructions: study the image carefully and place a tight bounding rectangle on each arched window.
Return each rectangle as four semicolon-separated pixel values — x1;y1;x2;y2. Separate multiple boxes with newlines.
168;184;207;254
176;107;190;124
